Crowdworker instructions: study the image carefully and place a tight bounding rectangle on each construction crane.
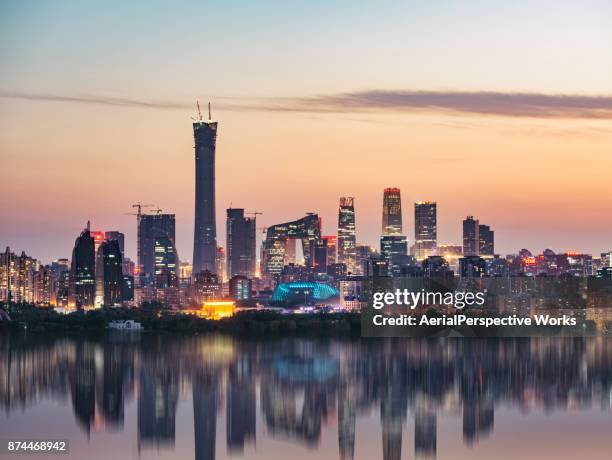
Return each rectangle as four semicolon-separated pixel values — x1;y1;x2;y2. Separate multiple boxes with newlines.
131;203;154;218
247;211;263;219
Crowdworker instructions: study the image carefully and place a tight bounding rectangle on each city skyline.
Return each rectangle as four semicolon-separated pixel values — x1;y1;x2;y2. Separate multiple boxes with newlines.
2;1;612;263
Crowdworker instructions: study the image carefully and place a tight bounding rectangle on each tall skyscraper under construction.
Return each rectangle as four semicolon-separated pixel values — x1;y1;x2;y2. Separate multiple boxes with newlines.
193;102;218;275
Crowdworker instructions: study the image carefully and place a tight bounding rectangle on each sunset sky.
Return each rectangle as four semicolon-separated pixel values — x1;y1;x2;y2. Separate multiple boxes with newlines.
1;0;611;263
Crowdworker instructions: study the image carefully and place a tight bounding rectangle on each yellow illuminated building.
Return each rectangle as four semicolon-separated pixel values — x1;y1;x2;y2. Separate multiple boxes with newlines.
185;300;235;320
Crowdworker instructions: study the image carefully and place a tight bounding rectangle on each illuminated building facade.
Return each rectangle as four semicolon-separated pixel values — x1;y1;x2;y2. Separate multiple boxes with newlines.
414;202;437;260
229;275;252;301
478;224;494;257
95;239;123;307
339;278;366;311
34;265;52;305
313;239;328;274
216;247;226;283
0;247;37;304
462;216;480;257
262;214;321;278
382;188;402;236
566;252;593;277
337;197;356;274
138;213;177;286
193;109;218;275
193;270;221;303
154;236;178;288
380;235;408;277
356;244;375;276
437;244;463;272
322;236;337;266
187;300;235;320
69;224;96;308
459;256;487;278
271;281;339;304
226;208;256;279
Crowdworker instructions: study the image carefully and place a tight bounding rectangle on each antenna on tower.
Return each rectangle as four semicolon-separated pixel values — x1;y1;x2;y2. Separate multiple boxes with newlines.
196;100;203;121
208;102;211;121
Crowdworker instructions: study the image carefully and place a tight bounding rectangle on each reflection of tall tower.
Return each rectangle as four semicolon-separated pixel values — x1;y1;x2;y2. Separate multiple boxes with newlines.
382;188;402;236
227;364;256;453
414;406;436;460
193;373;219;460
338;197;356;274
99;343;128;429
138;366;179;448
70;342;96;434
462;397;494;445
381;384;406;460
338;385;356;460
193;103;218;275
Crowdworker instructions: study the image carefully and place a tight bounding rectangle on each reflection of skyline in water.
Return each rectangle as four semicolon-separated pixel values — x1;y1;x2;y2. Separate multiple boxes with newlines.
1;335;612;460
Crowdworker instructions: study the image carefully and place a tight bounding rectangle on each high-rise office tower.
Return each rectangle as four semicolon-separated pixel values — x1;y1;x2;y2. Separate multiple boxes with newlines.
478;224;494;257
154;236;178;288
95;239;123;307
382;188;402;236
262;214;320;277
380;235;408;276
193;103;218;275
414;202;437;260
138;213;177;286
356;244;375;275
70;222;96;308
34;265;52;305
338;197;356;274
312;239;329;274
323;236;337;266
226;208;257;279
105;231;125;257
228;275;252;301
463;216;480;257
216;247;226;283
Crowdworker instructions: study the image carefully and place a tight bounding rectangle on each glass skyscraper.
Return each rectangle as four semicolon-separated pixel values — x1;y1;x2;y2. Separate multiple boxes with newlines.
382;188;402;236
414;202;437;261
69;223;96;308
463;216;480;257
95;239;123;307
193;107;218;276
226;208;257;279
338;197;356;274
262;214;321;277
478;224;494;257
138;213;177;287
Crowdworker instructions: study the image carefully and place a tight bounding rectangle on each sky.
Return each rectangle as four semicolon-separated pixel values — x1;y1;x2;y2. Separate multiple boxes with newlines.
1;0;612;264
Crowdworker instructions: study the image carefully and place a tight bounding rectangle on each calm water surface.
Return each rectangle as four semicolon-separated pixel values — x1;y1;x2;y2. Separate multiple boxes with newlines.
1;333;611;460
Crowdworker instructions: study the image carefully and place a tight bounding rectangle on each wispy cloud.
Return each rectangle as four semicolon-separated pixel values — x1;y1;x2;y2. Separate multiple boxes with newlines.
2;89;612;119
276;90;612;119
0;90;191;110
